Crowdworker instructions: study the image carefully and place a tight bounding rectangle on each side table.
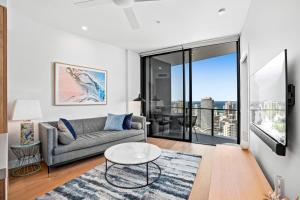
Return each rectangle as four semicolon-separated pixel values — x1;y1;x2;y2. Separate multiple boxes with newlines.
10;141;41;176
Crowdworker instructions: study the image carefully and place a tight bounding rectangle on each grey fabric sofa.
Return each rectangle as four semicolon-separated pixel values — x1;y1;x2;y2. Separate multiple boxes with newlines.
39;116;146;171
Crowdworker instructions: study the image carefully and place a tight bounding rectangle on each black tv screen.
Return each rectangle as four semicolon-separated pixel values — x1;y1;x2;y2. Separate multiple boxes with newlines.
250;50;287;146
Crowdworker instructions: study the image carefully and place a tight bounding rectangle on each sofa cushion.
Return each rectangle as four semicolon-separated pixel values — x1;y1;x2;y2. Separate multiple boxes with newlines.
53;129;144;155
58;118;77;140
48;119;84;136
104;114;126;131
131;122;142;130
68;119;84;136
123;113;133;130
83;117;106;134
58;131;75;145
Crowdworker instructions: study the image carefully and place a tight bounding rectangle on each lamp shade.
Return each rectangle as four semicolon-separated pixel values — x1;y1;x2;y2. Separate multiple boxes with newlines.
12;100;42;121
128;101;141;116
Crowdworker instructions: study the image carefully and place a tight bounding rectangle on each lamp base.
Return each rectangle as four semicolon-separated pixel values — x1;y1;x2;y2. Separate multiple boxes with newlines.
20;121;34;145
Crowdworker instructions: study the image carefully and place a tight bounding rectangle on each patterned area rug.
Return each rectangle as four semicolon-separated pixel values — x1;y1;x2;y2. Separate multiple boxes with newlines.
38;150;201;200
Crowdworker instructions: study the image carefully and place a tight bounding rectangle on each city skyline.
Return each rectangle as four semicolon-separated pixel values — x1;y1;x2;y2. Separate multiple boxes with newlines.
171;97;238;138
170;100;237;110
171;52;237;102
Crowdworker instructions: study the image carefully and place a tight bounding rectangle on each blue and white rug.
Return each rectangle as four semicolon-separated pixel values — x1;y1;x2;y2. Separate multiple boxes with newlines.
38;150;201;200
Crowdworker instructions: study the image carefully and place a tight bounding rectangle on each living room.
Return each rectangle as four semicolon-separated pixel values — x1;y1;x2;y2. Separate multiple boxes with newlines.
0;0;300;199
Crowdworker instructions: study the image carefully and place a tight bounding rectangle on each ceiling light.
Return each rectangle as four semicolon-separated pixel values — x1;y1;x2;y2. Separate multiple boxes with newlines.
218;8;226;15
81;26;88;31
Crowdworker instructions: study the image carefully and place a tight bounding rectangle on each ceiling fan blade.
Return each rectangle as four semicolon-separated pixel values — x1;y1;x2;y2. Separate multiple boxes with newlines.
134;0;160;2
73;0;111;7
123;7;140;30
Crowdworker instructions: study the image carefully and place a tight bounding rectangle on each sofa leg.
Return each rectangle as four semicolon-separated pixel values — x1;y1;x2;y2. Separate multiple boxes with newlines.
48;166;50;176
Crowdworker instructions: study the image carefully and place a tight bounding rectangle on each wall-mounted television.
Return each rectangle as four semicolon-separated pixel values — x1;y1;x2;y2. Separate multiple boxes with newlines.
250;50;288;156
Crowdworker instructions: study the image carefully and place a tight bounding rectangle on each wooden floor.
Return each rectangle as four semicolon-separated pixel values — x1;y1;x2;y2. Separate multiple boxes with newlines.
9;138;215;200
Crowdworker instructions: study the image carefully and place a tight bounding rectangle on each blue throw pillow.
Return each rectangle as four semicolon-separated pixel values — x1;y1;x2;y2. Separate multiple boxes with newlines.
58;118;77;140
123;113;133;130
104;114;126;131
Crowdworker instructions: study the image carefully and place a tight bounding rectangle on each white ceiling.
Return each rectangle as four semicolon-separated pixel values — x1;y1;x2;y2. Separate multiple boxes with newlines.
9;0;251;53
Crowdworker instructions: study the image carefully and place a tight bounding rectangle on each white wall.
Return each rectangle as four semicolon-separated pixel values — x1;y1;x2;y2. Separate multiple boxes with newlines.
127;50;141;115
127;51;141;101
241;0;300;197
7;10;140;164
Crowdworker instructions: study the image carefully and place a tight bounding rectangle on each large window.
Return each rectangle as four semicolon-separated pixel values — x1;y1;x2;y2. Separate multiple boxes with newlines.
141;42;239;145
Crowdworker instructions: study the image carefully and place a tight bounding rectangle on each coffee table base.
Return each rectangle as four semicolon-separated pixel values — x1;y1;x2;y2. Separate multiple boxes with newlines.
105;159;161;189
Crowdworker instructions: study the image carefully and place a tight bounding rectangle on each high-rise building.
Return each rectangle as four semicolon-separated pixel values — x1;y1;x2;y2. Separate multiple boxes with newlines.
172;101;183;114
223;121;237;137
213;114;221;133
224;101;235;117
189;98;238;138
192;103;199;118
196;104;201;127
200;97;214;134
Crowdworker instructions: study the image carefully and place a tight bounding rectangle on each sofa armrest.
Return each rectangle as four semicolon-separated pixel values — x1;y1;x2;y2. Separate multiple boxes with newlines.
39;123;58;166
132;116;147;142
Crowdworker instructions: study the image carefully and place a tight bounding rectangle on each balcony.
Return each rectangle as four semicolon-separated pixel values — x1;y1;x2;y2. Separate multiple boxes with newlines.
149;107;238;145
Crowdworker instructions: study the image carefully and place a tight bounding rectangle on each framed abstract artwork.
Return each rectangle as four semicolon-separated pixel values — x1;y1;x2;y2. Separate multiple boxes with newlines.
54;62;107;105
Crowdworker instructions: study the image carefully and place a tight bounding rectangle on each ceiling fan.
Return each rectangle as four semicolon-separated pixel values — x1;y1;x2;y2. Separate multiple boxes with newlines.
73;0;160;30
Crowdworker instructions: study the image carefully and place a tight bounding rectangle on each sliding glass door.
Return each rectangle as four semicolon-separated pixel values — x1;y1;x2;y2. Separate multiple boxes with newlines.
141;42;240;144
142;51;191;141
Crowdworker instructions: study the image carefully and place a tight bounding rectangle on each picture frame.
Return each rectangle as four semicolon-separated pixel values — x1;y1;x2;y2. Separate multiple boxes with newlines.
54;62;107;105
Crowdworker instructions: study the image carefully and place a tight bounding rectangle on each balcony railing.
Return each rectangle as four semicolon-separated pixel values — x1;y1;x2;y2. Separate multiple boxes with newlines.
148;106;238;141
173;107;237;139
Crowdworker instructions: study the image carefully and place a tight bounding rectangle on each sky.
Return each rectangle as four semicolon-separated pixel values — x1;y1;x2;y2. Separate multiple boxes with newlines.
171;52;237;102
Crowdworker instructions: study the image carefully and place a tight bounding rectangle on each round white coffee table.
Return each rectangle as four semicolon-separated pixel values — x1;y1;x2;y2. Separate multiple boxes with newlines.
104;142;162;189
